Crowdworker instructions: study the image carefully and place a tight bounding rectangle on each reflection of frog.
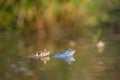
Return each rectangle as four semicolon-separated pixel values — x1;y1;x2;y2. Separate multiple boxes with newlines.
27;49;50;59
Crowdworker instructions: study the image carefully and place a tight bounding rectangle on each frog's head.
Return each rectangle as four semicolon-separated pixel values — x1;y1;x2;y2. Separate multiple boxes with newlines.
64;49;76;57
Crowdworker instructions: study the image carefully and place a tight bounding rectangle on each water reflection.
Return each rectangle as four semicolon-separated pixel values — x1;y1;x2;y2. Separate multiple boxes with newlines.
54;56;75;64
27;56;50;64
10;62;34;76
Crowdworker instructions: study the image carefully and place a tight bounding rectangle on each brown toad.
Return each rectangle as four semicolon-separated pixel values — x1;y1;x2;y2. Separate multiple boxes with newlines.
27;49;50;59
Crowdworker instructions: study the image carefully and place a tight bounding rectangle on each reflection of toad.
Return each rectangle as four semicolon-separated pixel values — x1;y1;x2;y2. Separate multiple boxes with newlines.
38;56;50;64
27;49;50;59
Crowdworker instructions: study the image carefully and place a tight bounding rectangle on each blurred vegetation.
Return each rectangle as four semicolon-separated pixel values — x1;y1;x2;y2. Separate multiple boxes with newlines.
0;0;120;39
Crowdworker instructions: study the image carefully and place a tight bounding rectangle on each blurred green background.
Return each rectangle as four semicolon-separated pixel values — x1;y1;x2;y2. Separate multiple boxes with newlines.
0;0;120;35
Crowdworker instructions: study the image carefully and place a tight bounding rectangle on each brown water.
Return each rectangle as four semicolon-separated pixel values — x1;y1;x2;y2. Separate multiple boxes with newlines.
0;32;120;80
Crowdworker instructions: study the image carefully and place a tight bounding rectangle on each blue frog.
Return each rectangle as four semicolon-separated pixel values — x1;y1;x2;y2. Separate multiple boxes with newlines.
52;49;75;58
52;49;76;64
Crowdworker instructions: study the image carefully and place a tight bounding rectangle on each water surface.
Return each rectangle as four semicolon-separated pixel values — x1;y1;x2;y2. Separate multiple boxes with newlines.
0;32;120;80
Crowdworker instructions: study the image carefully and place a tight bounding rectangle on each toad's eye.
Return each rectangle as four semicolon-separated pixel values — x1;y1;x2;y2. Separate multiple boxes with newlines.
37;51;42;55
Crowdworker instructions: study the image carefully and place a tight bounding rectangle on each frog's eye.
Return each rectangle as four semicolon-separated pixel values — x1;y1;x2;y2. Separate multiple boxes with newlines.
68;49;72;51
